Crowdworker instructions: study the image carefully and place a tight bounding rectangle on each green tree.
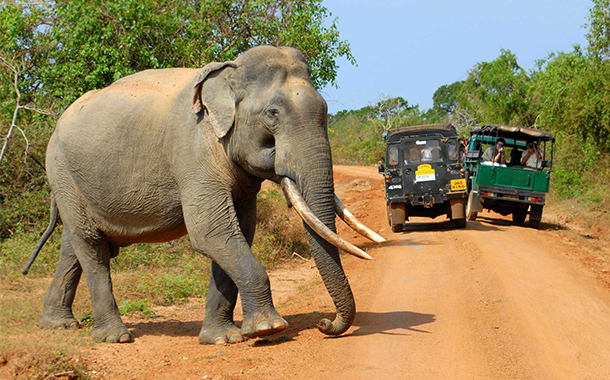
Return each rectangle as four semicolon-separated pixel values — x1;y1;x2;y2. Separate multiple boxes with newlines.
39;0;355;107
432;81;463;114
458;49;534;126
586;0;610;60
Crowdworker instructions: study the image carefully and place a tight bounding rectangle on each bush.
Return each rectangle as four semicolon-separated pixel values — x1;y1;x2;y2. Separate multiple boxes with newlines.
253;185;309;268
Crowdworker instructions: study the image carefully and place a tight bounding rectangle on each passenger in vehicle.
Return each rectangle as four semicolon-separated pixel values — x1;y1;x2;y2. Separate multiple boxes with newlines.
431;147;442;160
421;146;434;161
481;137;506;164
521;141;542;168
459;137;469;164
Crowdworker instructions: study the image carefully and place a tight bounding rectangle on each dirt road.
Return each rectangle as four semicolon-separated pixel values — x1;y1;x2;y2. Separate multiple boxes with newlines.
87;165;610;379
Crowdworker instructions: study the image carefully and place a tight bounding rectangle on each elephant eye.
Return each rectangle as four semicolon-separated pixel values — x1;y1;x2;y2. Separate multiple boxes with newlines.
262;107;280;128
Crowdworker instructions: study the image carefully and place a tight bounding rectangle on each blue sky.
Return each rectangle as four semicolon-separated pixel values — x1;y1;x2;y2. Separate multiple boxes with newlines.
320;0;591;114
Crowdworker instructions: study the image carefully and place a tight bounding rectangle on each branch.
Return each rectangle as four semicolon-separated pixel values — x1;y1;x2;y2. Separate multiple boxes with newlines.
15;126;30;163
0;66;22;173
20;103;57;119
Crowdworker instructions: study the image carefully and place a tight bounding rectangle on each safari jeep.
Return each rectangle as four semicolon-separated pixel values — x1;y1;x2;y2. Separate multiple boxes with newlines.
464;125;554;228
379;124;468;232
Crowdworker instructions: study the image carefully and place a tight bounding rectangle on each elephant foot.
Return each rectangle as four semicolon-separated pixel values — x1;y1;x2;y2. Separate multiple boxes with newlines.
199;322;244;345
39;306;80;330
91;323;132;343
241;309;288;338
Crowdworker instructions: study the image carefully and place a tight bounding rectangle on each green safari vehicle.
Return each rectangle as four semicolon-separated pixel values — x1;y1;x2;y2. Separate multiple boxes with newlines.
379;124;468;232
464;125;554;228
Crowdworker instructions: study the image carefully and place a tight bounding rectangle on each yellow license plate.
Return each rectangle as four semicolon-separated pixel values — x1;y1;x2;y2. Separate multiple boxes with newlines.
504;194;519;200
450;179;467;191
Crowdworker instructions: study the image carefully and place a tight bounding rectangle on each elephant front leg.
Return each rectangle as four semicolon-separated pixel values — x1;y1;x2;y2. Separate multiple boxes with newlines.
185;194;288;341
39;229;82;330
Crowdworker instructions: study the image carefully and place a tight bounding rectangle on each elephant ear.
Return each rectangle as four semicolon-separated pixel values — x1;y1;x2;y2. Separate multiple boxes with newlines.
192;61;238;139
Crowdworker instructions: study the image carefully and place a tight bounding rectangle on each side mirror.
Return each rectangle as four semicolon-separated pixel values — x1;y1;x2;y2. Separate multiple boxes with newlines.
541;160;552;169
378;163;385;174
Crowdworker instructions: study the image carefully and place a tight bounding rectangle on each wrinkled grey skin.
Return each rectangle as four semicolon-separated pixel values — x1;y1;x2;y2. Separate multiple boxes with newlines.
39;46;355;344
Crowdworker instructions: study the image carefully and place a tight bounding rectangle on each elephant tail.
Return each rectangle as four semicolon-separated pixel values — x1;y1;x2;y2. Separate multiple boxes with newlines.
22;196;59;275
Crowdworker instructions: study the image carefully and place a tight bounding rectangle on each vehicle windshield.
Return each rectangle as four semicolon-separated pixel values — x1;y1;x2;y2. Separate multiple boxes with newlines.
405;139;442;164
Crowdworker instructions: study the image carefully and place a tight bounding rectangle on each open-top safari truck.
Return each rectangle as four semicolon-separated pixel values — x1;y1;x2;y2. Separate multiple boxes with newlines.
379;124;468;232
464;124;554;228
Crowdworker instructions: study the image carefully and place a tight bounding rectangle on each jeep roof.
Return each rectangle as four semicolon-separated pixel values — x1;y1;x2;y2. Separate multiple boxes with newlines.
470;124;554;141
386;124;457;143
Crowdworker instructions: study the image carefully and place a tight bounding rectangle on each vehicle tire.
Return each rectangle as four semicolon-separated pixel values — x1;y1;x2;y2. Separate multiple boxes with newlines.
386;203;391;227
512;212;527;225
466;192;478;221
530;205;543;229
392;224;403;233
454;218;467;228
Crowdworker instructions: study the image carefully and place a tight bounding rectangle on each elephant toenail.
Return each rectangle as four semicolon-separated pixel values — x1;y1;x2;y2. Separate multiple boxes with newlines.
214;337;227;345
273;320;287;330
68;321;79;330
242;326;254;336
119;333;132;343
256;321;272;332
106;335;118;343
229;334;244;343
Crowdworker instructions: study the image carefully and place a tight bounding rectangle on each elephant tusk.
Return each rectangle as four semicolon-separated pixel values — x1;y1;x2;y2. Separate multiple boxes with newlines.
334;195;386;243
281;178;373;260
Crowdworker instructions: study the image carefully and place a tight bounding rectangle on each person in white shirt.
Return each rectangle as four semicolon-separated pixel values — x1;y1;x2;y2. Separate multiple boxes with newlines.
521;141;542;168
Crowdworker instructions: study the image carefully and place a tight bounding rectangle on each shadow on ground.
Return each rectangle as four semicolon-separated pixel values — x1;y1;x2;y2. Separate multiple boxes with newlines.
126;309;436;346
475;215;564;231
254;309;436;346
395;219;501;232
349;310;436;336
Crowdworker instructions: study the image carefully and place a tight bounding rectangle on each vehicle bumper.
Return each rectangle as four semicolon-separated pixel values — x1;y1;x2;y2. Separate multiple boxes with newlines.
478;185;546;206
387;190;467;207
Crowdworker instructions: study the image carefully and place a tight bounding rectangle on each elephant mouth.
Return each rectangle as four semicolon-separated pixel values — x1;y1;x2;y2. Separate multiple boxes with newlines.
280;177;385;260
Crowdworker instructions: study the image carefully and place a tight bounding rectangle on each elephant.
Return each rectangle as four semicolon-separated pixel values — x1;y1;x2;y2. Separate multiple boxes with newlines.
23;45;385;345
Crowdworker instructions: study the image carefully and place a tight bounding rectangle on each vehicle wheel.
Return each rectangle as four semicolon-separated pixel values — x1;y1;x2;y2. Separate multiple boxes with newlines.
512;211;527;225
386;203;391;226
392;224;403;233
466;193;478;221
454;218;467;228
530;205;543;229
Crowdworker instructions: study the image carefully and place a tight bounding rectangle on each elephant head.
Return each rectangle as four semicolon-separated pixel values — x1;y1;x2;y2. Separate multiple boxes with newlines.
191;46;384;335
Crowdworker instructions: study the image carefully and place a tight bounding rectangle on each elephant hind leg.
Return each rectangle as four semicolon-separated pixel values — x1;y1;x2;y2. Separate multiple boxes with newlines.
66;230;131;343
39;229;82;330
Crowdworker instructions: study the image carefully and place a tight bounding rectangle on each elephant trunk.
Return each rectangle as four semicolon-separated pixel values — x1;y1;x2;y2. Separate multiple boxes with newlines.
295;144;355;336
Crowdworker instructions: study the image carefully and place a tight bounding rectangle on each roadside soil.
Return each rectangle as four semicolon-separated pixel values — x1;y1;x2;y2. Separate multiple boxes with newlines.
7;165;610;379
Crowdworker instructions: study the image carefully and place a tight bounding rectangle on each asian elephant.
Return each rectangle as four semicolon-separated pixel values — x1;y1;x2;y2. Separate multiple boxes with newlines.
24;45;384;345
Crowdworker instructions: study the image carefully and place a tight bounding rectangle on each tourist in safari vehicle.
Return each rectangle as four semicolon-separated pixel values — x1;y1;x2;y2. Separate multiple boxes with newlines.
464;124;554;228
379;124;468;232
